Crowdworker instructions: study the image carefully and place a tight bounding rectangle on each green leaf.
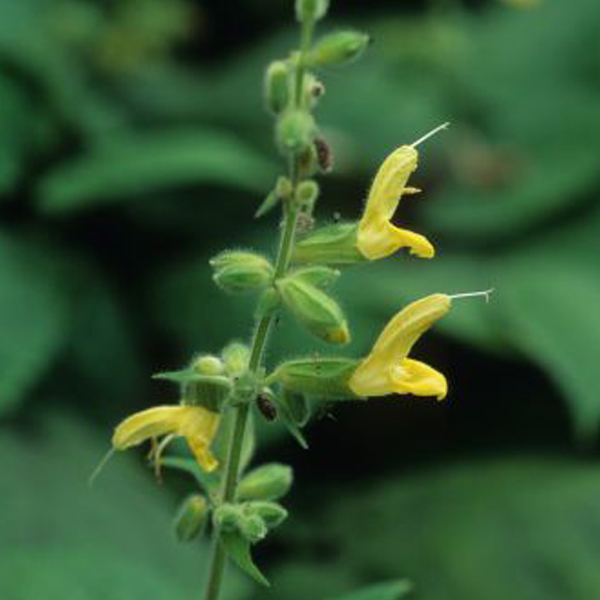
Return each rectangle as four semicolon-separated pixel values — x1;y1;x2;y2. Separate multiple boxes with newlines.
38;129;277;212
221;530;270;587
281;458;600;600
0;232;68;414
326;581;412;600
499;257;600;439
0;411;247;600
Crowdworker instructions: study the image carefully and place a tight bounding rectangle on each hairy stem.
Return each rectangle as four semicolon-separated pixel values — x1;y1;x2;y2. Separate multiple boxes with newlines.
201;21;313;600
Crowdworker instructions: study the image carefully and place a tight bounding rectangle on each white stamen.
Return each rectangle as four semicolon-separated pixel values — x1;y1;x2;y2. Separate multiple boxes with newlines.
88;447;116;487
449;289;494;303
410;122;450;148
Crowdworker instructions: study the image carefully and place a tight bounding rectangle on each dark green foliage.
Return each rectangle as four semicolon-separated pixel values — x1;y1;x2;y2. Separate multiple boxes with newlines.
2;0;600;598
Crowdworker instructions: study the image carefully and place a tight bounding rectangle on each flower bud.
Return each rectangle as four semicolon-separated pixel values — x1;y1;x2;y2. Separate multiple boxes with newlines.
239;513;268;543
192;354;225;376
211;251;274;294
277;275;350;344
238;463;293;501
275;176;293;199
293;222;364;264
290;265;340;288
308;30;371;68
247;501;288;529
221;341;250;377
214;503;241;532
296;180;319;208
276;110;316;155
264;60;290;115
269;357;359;399
295;0;329;22
174;494;209;542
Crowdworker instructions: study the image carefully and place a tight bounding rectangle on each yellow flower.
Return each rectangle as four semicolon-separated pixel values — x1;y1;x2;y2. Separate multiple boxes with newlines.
112;405;221;472
356;144;435;261
349;294;450;400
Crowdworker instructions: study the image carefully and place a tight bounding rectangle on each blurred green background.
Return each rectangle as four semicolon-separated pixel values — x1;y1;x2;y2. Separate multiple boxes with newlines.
2;0;600;598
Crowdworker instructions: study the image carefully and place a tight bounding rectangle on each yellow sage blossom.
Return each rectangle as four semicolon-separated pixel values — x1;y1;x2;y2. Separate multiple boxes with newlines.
356;145;434;260
112;405;221;472
349;293;450;400
356;124;449;261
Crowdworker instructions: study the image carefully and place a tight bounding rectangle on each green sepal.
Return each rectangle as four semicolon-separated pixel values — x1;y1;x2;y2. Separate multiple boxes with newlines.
246;501;288;529
273;390;309;449
295;0;329;22
268;357;359;399
255;189;280;219
289;265;340;289
276;109;316;155
210;251;274;294
277;276;350;345
221;341;250;377
264;60;290;115
308;30;371;68
283;389;311;425
173;494;209;542
220;530;270;586
238;463;293;501
293;222;364;265
153;368;232;412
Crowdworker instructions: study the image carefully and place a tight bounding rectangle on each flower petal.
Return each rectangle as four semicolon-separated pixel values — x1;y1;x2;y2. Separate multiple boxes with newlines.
356;219;434;260
390;358;447;400
356;145;434;260
348;294;450;398
363;146;418;222
371;294;450;362
179;406;221;472
112;406;187;449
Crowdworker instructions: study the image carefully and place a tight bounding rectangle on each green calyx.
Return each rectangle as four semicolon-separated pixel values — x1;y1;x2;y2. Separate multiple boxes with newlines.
214;500;288;544
277;273;350;345
153;357;233;412
210;251;274;294
173;494;209;542
268;357;359;399
238;463;293;501
308;30;371;68
295;0;329;22
264;60;290;115
293;222;365;265
276;109;316;155
221;341;251;377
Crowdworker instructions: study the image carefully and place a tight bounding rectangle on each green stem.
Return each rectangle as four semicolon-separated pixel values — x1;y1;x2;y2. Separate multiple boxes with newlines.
202;16;313;600
294;18;314;107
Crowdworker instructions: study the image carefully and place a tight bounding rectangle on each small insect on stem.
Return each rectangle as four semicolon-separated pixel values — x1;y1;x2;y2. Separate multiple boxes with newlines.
314;136;333;173
257;394;278;421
